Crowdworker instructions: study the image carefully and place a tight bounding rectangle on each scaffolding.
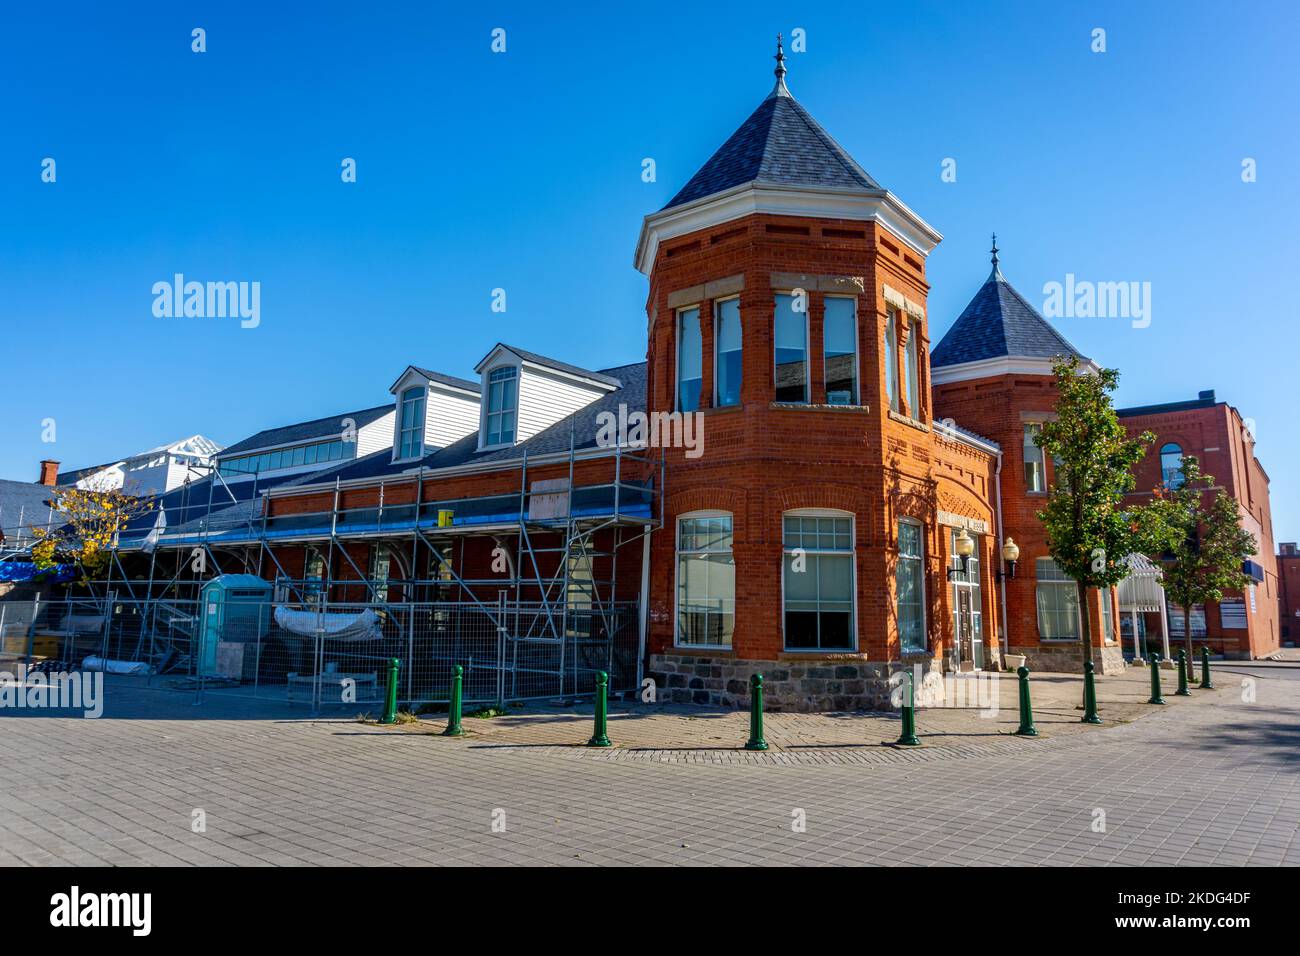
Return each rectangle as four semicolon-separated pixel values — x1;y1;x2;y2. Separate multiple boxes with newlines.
62;436;664;694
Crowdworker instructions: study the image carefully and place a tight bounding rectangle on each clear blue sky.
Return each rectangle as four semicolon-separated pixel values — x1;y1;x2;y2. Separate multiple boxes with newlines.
2;1;1297;539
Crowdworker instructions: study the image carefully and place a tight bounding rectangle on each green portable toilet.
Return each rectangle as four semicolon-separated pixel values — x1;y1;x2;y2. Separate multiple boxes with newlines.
198;574;273;677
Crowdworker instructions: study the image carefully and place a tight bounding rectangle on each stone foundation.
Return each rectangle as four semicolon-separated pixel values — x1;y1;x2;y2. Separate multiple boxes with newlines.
1007;642;1126;675
648;653;941;712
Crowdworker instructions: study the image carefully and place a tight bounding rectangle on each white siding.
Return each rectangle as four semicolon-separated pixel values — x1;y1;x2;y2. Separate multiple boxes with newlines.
425;388;479;449
357;410;396;458
514;367;607;443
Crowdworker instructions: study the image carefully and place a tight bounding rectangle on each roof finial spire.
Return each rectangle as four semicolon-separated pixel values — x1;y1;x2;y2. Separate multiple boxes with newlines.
989;233;1004;281
772;33;790;96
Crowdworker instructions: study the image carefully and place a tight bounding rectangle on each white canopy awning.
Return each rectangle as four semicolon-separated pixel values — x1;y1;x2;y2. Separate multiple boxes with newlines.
1118;553;1165;612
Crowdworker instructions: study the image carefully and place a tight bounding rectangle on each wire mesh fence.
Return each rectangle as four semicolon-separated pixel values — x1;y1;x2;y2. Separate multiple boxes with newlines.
0;593;641;711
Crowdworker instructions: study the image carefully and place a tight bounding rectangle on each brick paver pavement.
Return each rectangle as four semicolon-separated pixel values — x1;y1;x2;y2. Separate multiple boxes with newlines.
0;663;1297;865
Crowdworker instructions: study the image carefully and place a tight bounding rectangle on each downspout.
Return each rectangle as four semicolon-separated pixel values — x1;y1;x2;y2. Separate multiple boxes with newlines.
994;445;1009;666
637;528;651;691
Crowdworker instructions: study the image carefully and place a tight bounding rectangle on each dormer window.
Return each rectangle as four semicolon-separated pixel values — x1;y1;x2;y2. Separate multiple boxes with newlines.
485;366;518;446
398;386;426;459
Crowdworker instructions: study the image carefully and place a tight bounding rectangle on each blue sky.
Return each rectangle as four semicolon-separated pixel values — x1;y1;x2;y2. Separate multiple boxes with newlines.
2;1;1298;538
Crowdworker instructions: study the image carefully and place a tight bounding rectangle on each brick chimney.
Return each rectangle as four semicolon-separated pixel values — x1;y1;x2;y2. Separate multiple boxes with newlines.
38;459;60;487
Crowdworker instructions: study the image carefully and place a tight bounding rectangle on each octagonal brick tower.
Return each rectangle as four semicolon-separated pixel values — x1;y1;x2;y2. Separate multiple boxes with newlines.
636;43;1000;711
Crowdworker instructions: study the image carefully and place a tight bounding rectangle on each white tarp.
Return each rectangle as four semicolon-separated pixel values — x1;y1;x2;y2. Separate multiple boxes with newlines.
82;656;151;675
273;606;383;641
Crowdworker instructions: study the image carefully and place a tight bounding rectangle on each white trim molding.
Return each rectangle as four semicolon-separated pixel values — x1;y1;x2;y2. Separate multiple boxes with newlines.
930;354;1101;386
635;183;943;275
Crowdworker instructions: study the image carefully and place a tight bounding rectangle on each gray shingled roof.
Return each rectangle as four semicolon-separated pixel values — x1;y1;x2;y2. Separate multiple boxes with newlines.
409;367;481;394
217;405;393;458
931;265;1087;369
0;480;64;544
479;344;624;389
664;86;882;210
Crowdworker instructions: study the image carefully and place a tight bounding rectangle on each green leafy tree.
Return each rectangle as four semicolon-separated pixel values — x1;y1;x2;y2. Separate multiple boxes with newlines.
1146;455;1256;670
1035;357;1156;673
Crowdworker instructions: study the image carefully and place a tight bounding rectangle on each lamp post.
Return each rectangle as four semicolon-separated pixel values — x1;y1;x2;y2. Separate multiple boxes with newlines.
994;536;1020;583
947;528;976;581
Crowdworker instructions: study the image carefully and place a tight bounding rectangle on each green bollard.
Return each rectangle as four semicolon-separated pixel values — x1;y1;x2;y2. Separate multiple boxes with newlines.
1081;660;1102;724
1015;665;1038;736
1200;646;1215;690
1175;649;1192;696
1147;654;1166;705
442;664;465;737
896;670;922;746
379;657;400;724
587;670;612;747
744;674;769;751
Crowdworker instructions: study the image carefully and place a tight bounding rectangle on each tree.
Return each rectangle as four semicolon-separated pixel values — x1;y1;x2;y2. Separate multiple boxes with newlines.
1146;455;1256;671
1035;357;1156;673
29;480;155;586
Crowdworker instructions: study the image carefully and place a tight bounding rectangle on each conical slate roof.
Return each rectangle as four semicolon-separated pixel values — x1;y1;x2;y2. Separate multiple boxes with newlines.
663;45;881;210
931;242;1087;369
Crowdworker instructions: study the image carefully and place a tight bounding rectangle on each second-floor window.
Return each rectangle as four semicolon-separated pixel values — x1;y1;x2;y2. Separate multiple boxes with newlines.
904;318;921;417
1160;442;1184;489
774;293;808;403
714;298;742;407
823;296;857;405
485;366;518;446
677;306;702;411
885;308;900;412
398;386;425;459
1024;423;1045;492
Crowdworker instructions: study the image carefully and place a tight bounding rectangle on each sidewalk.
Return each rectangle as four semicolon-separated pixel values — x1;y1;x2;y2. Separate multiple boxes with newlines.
388;661;1231;766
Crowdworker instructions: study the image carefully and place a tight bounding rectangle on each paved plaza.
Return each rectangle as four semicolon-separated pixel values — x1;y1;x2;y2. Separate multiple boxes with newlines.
1;661;1298;866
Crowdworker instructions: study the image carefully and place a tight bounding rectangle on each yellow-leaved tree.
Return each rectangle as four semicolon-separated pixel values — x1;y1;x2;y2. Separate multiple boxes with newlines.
29;479;155;583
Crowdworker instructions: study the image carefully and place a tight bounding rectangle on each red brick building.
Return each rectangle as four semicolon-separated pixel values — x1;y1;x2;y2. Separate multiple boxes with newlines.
1116;393;1278;658
1277;543;1300;646
55;46;1280;709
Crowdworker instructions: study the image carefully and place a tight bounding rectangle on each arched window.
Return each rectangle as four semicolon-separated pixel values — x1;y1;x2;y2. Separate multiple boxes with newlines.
1160;443;1184;489
783;509;855;650
398;386;426;459
485;366;518;445
675;512;734;647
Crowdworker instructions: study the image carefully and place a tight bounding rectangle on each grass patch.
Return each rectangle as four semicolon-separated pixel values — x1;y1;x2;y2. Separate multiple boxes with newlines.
468;706;510;719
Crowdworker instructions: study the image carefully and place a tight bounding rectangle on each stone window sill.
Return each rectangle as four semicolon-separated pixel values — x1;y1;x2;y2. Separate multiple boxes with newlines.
887;410;930;432
770;402;870;413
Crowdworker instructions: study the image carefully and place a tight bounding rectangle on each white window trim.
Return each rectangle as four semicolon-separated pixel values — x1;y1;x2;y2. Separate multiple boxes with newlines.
822;294;859;405
773;291;811;405
712;296;742;408
673;509;735;650
394;385;427;462
781;507;857;653
896;516;927;655
478;361;521;451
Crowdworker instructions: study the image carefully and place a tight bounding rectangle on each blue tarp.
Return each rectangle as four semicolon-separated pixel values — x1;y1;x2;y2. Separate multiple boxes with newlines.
0;561;76;583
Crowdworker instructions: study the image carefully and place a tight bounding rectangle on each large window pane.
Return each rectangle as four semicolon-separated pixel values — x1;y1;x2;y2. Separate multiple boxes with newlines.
677;308;702;412
824;297;857;405
1036;557;1080;639
486;366;518;445
677;514;734;647
399;386;426;458
1160;443;1184;489
714;298;742;407
774;293;808;403
897;521;925;653
783;512;854;650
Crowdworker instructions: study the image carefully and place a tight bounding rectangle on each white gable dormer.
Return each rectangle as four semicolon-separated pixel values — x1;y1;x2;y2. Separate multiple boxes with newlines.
473;344;618;451
388;366;481;462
